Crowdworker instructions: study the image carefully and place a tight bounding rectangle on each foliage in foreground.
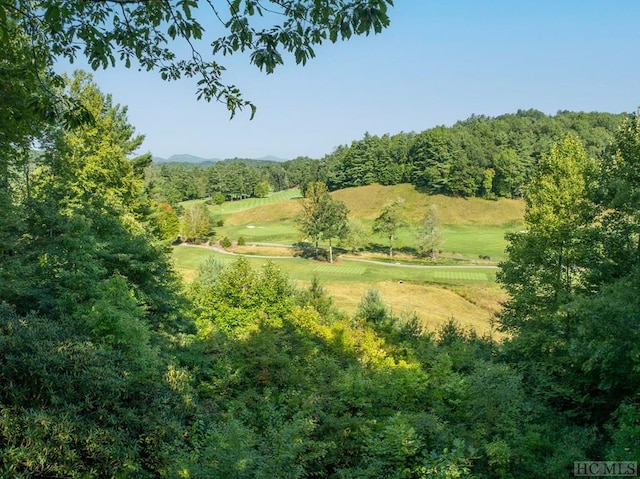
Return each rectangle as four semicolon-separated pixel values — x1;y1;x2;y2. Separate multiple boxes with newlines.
2;10;639;474
498;127;640;461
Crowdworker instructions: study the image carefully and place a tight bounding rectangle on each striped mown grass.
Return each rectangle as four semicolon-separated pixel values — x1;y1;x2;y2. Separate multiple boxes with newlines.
172;245;497;285
184;188;302;216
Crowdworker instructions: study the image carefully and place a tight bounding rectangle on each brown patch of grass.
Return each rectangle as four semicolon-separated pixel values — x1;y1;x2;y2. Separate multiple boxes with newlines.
225;198;302;225
319;280;504;336
443;283;509;315
176;267;198;283
332;183;524;225
230;245;293;256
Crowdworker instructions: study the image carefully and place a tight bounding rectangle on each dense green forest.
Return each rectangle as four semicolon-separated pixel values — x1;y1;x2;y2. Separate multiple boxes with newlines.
148;110;626;206
2;2;639;477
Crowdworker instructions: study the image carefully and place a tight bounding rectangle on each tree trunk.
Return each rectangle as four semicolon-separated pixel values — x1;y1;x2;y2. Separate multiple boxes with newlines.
329;238;333;263
389;234;394;258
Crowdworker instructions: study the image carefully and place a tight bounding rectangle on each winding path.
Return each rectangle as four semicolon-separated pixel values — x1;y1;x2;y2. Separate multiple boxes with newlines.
177;242;498;270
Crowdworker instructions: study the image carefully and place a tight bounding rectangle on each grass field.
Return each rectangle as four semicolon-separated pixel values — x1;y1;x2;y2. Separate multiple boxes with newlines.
183;188;302;217
176;184;521;333
331;184;525;224
184;184;525;261
321;281;505;336
174;245;497;284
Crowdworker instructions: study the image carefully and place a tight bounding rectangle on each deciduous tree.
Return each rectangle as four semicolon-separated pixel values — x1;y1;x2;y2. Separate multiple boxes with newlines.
254;180;271;198
342;218;368;254
297;181;330;256
321;199;349;263
181;203;212;243
416;204;441;259
372;197;408;258
498;134;594;331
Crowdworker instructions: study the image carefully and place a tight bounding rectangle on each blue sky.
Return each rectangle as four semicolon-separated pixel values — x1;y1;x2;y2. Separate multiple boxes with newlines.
58;1;640;160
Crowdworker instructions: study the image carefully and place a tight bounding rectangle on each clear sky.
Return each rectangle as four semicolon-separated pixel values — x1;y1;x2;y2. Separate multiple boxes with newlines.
57;1;640;161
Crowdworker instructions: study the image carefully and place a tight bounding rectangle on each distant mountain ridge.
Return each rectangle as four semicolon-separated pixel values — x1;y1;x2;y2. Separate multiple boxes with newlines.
153;154;287;164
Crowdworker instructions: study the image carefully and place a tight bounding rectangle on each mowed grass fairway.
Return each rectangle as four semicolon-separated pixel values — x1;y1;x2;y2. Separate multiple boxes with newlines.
184;188;302;218
172;245;504;334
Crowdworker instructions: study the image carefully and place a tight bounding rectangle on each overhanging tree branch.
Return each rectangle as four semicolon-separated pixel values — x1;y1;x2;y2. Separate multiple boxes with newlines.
1;0;393;117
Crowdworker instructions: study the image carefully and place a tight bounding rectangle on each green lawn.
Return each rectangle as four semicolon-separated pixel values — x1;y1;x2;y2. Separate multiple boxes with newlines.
440;224;521;261
355;221;521;261
218;220;300;244
211;220;519;261
172;245;497;285
182;188;302;216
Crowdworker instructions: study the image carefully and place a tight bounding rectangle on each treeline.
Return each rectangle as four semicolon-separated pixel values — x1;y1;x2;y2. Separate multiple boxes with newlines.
149;110;626;204
320;109;626;197
145;157;314;205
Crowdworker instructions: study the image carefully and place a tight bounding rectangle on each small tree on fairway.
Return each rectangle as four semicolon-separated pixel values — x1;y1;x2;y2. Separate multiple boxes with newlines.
296;181;350;262
212;192;226;205
296;181;330;257
372;197;409;258
416;204;442;259
254;181;270;198
322;200;349;263
220;236;232;248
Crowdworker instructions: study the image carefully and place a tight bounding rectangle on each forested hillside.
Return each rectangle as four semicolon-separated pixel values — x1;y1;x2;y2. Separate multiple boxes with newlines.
148;110;626;205
1;1;639;477
321;110;625;197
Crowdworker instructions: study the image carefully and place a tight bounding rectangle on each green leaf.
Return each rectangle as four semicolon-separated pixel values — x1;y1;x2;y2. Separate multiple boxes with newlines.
168;24;177;39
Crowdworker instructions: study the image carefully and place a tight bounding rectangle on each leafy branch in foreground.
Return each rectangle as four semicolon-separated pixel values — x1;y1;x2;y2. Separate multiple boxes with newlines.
2;0;393;117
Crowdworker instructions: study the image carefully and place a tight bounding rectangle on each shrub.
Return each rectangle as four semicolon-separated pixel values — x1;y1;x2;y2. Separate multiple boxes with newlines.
355;288;389;326
212;192;225;205
237;236;246;246
220;236;232;248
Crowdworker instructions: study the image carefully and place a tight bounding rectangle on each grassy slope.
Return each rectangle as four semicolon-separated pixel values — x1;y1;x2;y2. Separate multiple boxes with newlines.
331;183;524;224
332;184;524;260
200;184;524;260
174;184;523;334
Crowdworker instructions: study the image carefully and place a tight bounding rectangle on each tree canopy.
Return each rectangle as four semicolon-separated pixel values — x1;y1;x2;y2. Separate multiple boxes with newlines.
372;197;408;257
498;123;640;449
319;110;627;198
